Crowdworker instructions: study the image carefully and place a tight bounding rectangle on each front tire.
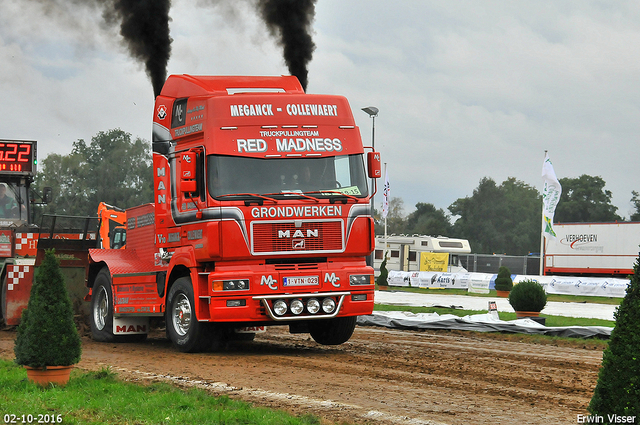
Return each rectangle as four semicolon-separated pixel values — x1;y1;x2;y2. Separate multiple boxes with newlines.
308;316;357;345
166;277;207;352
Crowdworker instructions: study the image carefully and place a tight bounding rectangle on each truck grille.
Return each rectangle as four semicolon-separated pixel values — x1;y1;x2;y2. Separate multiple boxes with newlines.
251;220;343;254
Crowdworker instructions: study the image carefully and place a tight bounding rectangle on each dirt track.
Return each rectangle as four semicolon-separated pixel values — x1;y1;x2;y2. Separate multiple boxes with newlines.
0;325;603;425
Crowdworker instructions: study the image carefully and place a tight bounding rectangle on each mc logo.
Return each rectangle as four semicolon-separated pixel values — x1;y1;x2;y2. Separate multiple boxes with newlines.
260;275;278;290
324;273;340;288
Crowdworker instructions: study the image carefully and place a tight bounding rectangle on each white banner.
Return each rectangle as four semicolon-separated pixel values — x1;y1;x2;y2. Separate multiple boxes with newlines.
385;271;629;298
541;153;562;240
382;168;390;219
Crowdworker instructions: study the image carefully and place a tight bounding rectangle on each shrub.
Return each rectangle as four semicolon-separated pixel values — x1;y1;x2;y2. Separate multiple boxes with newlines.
376;253;389;287
494;266;513;292
14;249;82;368
588;254;640;416
508;279;547;312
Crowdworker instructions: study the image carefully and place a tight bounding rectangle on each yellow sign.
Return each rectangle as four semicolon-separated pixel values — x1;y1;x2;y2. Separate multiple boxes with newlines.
420;252;449;272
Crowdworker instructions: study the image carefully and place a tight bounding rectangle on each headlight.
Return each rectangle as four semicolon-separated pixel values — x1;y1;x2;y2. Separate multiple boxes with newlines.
349;274;371;285
306;298;320;314
214;279;250;291
273;300;288;316
290;299;304;315
322;297;337;314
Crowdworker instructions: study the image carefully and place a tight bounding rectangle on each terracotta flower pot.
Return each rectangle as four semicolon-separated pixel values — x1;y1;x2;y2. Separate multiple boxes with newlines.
515;311;541;318
496;290;510;298
25;365;73;386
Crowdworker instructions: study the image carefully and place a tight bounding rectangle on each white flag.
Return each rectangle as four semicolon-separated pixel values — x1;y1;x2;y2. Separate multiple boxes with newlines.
542;153;562;240
382;168;390;219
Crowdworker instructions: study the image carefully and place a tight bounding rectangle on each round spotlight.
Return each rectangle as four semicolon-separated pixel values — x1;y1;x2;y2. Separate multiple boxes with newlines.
290;299;304;315
273;300;288;316
306;298;320;314
322;297;336;314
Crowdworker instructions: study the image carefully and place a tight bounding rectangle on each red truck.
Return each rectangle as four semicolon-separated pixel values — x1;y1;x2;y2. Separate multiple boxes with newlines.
86;75;380;352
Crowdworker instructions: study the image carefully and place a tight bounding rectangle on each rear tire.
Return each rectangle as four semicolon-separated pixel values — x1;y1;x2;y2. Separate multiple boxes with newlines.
90;268;146;343
90;269;117;342
308;316;357;345
166;277;208;352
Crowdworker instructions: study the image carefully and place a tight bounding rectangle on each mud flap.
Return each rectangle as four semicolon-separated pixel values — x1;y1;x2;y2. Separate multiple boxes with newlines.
235;325;266;334
113;317;149;335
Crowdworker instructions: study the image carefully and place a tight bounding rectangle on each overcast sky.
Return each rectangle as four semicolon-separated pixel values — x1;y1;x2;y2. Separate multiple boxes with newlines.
1;0;639;219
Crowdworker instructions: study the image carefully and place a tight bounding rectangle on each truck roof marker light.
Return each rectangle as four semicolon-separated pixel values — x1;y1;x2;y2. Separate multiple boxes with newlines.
220;127;237;130
286;154;303;157
302;125;317;128
339;126;355;129
282;125;298;128
261;125;278;129
265;154;282;158
226;88;286;94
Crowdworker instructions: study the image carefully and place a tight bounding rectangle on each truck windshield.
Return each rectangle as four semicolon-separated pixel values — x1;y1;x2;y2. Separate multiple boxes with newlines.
0;181;28;226
207;154;369;199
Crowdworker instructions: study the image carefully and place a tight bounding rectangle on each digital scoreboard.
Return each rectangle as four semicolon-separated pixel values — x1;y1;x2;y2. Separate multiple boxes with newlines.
0;140;36;174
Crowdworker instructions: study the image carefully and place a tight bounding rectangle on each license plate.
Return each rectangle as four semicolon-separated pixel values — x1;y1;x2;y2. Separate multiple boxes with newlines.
283;275;319;287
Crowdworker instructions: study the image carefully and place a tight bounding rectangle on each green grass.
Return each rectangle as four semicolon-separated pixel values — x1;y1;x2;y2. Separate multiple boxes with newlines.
0;360;321;425
373;303;615;327
380;286;624;306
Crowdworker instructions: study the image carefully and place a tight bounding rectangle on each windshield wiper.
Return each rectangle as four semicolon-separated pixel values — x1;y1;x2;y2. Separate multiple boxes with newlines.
214;193;278;206
302;190;359;203
262;191;320;203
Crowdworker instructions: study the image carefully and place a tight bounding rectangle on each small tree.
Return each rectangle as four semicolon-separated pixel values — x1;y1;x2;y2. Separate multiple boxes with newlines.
508;280;547;313
494;266;513;292
376;254;389;287
588;254;640;416
14;249;82;368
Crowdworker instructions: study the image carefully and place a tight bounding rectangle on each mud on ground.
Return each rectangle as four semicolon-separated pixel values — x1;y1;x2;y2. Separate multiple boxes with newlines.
0;325;604;425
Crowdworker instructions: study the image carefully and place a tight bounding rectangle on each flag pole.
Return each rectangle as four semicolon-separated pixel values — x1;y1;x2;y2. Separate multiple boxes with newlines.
539;150;547;276
384;162;388;258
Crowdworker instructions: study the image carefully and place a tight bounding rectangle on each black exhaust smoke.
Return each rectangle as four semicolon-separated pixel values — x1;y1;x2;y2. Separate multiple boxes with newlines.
257;0;317;91
102;0;173;97
23;0;172;97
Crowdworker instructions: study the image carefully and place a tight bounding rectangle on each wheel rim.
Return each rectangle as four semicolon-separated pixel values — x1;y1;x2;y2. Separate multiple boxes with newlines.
172;293;192;336
93;286;108;331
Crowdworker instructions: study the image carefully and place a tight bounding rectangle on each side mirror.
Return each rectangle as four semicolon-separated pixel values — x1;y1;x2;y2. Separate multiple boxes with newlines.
367;152;382;179
43;187;53;204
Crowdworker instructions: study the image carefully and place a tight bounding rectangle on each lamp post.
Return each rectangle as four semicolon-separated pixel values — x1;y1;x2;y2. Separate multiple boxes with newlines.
361;106;379;204
362;106;379;267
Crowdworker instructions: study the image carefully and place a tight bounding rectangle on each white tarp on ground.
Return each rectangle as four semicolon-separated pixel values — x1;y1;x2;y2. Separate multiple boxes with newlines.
357;311;612;339
385;270;630;298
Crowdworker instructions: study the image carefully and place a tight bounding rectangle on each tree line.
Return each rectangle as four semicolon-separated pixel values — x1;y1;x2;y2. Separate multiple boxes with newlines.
32;129;639;256
378;175;640;256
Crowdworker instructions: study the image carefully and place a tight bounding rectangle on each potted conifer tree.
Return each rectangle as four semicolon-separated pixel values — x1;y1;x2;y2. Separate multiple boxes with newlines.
14;249;82;386
508;279;547;319
589;253;640;415
494;266;513;297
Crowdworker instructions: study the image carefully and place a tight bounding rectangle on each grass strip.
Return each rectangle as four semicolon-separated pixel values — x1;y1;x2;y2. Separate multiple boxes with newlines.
380;286;623;306
0;360;321;425
373;303;615;327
